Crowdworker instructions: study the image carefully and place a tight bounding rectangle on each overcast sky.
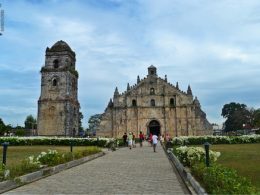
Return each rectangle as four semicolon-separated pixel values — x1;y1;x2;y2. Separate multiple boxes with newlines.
1;0;260;128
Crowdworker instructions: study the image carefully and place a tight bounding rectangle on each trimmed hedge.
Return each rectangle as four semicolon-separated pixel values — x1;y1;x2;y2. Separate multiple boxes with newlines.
171;135;260;146
0;137;115;147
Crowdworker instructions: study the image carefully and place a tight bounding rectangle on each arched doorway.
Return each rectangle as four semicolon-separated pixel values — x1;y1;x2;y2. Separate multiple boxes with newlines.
148;120;160;136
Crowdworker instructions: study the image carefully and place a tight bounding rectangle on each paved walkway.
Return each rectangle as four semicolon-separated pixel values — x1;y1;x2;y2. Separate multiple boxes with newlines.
6;142;189;194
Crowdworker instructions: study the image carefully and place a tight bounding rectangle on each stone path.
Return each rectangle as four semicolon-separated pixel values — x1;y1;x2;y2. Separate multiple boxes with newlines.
6;142;189;194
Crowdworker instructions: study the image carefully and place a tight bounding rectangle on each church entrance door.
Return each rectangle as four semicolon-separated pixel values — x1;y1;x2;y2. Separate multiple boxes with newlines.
148;120;160;136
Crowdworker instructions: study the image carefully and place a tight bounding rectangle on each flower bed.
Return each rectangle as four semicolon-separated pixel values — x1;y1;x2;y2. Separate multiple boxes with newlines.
172;146;220;167
171;135;260;146
0;137;115;147
170;146;257;194
0;147;101;182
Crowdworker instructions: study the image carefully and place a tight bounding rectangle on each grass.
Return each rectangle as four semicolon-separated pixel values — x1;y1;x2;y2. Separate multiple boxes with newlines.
0;146;101;168
211;143;260;191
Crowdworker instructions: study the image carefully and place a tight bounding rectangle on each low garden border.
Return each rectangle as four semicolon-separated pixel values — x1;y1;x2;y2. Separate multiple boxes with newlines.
161;142;207;195
167;150;207;195
0;151;105;193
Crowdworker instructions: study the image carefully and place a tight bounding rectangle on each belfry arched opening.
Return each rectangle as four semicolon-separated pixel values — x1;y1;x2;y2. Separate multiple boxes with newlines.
148;120;160;136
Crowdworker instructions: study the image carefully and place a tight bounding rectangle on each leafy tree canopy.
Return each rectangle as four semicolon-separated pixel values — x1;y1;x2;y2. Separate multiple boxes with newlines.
24;115;37;129
221;102;251;132
88;114;102;133
79;111;84;131
252;109;260;128
0;118;6;134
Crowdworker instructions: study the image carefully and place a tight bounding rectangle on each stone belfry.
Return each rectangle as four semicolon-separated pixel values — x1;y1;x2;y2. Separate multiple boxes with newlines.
37;40;80;136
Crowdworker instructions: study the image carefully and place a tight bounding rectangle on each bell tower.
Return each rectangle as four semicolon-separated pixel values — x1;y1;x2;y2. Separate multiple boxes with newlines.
37;40;80;136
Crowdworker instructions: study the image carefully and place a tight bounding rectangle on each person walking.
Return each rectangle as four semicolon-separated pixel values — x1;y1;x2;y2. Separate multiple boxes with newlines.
122;133;127;147
128;132;133;149
149;133;153;146
132;133;136;148
152;134;158;152
139;131;144;147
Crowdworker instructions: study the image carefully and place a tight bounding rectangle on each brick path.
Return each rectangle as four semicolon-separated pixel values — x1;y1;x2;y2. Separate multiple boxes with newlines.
6;142;189;194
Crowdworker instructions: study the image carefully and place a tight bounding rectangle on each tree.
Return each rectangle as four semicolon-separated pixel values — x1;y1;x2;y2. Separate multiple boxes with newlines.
78;111;84;131
78;111;85;136
0;118;6;135
88;114;102;135
24;115;37;129
221;102;251;132
252;109;260;128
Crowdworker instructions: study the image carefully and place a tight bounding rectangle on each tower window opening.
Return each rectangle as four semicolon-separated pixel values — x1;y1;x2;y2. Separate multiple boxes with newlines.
151;70;154;75
170;98;175;106
52;79;57;86
132;99;137;107
53;59;59;68
150;88;155;95
151;99;155;107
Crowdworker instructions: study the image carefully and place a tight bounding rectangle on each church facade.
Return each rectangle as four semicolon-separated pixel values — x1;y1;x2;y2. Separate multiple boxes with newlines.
97;66;212;138
37;40;80;136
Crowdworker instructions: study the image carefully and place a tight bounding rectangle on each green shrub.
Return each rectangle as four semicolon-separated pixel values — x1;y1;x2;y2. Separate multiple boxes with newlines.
171;135;260;146
173;146;220;167
36;150;63;166
15;129;25;136
0;165;7;181
0;146;102;182
0;137;115;147
191;163;257;194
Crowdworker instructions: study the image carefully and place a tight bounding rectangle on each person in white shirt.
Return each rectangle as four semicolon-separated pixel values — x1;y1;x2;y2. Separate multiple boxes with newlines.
152;134;158;152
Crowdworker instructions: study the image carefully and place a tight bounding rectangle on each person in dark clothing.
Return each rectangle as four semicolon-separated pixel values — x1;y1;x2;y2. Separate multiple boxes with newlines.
123;133;128;146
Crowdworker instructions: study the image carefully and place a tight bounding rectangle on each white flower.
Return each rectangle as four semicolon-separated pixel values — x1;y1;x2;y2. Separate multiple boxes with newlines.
4;169;10;178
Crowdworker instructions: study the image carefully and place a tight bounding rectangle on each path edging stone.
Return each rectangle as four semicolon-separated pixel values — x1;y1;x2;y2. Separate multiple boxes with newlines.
0;151;105;193
167;149;207;195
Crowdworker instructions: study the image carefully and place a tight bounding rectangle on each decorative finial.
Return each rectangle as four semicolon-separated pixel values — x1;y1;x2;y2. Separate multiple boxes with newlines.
137;75;140;84
194;96;200;107
114;87;119;97
187;85;192;96
164;75;167;82
176;82;179;90
127;83;130;91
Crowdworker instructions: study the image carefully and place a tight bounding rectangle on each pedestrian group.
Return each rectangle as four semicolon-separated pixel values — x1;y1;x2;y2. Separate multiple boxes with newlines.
123;131;165;152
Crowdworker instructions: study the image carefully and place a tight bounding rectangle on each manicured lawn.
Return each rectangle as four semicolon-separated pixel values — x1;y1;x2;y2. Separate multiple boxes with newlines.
211;143;260;191
0;145;98;168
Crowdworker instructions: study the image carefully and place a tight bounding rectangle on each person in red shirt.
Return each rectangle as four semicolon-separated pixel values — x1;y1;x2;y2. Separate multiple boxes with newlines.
139;131;144;147
149;133;153;146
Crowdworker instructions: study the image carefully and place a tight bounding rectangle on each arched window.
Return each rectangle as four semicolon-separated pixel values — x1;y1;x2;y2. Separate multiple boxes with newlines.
150;88;155;95
170;98;175;106
132;99;137;107
53;59;59;68
151;99;155;107
52;79;57;86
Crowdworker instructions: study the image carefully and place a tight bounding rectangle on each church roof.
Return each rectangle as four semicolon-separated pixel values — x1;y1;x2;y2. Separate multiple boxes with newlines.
148;65;156;69
48;40;74;53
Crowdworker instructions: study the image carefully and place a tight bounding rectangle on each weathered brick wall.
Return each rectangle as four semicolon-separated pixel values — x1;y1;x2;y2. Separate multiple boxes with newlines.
97;67;212;138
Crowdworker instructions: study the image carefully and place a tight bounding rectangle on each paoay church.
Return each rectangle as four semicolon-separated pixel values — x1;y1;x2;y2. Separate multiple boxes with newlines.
37;40;212;137
97;65;212;138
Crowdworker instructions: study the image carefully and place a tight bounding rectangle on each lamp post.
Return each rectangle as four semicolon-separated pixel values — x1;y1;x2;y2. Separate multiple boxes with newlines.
203;142;210;167
2;142;9;166
70;140;73;152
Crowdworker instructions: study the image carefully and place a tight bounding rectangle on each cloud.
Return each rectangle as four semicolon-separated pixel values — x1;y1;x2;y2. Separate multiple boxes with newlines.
1;0;260;128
